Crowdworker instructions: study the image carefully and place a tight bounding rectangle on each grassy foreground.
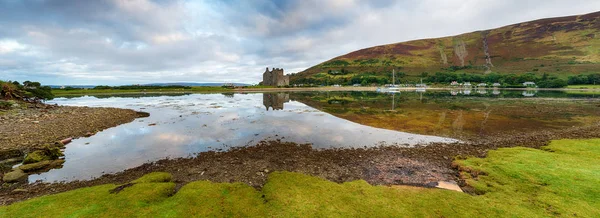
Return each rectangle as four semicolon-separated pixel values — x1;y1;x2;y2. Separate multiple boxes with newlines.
2;139;599;217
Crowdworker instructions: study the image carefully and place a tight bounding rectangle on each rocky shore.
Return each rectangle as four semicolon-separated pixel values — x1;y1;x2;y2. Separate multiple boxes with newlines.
1;119;599;205
0;102;147;185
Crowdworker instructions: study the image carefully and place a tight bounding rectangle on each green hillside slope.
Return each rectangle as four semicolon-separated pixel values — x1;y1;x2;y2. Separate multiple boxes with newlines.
292;11;600;86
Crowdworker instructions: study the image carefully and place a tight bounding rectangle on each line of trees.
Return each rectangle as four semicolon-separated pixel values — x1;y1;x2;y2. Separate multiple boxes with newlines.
293;70;573;88
567;73;600;85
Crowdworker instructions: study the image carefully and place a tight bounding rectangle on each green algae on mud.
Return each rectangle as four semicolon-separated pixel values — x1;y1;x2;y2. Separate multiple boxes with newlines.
2;138;599;217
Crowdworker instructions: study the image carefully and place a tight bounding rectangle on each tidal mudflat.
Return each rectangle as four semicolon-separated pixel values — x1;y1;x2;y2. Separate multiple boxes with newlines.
21;91;600;183
32;92;456;183
2;90;600;205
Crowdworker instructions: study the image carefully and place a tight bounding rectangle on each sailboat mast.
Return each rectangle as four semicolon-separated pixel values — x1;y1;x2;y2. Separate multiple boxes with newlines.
392;69;395;86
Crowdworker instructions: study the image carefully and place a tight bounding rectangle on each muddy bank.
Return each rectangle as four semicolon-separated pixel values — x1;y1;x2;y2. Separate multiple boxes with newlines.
0;102;146;159
2;121;599;205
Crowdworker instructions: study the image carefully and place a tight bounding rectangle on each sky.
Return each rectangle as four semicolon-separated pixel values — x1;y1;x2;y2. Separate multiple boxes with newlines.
1;0;599;85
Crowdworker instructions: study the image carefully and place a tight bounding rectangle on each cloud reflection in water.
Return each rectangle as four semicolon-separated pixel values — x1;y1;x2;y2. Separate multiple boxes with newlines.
30;93;457;183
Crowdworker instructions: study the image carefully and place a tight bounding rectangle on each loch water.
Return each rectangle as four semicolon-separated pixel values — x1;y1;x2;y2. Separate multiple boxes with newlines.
30;90;600;182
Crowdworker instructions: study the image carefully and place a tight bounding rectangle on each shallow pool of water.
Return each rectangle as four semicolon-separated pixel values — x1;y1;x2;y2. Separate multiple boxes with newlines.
32;92;458;182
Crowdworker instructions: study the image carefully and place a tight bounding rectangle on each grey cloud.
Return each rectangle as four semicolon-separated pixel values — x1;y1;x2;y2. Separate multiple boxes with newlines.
1;0;599;85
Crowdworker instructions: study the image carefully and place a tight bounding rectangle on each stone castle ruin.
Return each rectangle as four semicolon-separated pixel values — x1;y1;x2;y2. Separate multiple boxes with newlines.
263;93;290;111
262;67;289;86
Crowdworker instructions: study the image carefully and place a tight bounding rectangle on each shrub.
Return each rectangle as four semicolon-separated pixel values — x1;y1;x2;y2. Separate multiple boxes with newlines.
1;80;54;101
538;78;568;88
0;100;13;109
1;82;23;100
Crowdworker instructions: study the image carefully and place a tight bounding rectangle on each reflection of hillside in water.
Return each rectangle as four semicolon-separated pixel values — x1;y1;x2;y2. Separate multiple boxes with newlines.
289;91;600;139
263;93;290;111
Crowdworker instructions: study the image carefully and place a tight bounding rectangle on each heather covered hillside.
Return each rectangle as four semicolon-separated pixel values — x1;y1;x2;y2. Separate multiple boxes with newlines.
292;11;600;85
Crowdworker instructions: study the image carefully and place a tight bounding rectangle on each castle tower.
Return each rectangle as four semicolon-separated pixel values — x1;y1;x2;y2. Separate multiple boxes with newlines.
262;67;289;86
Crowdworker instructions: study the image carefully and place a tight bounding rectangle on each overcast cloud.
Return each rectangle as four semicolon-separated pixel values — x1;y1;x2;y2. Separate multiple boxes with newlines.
1;0;599;85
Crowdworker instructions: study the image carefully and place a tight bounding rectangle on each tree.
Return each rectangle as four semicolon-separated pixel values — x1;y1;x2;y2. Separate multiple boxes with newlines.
23;81;41;89
588;74;600;85
26;86;54;101
538;79;568;88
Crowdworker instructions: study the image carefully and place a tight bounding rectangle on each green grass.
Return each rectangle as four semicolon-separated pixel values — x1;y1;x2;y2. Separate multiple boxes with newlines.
567;84;600;89
1;139;599;217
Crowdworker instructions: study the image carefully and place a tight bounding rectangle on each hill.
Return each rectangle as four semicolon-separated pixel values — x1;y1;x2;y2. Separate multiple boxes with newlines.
291;11;600;85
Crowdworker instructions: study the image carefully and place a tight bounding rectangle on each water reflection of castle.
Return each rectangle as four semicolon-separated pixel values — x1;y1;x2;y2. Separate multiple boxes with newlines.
263;93;290;111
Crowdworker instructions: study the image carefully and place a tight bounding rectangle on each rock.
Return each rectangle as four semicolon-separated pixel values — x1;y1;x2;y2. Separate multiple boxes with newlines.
54;141;65;148
32;121;39;124
84;132;94;137
19;160;52;172
136;111;150;117
3;169;27;183
11;188;28;193
23;150;49;164
435;181;463;192
60;138;73;145
0;157;23;165
23;146;63;164
263;169;269;173
48;159;65;168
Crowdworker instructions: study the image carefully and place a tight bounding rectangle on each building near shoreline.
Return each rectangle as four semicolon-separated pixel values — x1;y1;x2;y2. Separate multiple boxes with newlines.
262;67;289;86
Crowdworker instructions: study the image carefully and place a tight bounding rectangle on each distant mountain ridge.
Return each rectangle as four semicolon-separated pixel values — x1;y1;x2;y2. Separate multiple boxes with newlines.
49;82;251;88
48;85;96;89
143;82;251;87
292;11;600;83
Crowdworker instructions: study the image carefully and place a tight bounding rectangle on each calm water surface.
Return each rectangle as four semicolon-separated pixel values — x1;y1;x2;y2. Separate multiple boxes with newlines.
29;90;600;182
32;92;459;182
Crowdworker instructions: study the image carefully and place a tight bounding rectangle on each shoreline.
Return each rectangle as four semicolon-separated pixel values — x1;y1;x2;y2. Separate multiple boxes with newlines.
51;86;600;97
2;118;599;205
0;102;150;191
2;93;600;205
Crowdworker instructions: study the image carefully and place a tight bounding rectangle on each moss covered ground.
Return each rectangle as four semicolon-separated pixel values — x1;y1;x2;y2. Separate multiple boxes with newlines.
1;139;599;217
